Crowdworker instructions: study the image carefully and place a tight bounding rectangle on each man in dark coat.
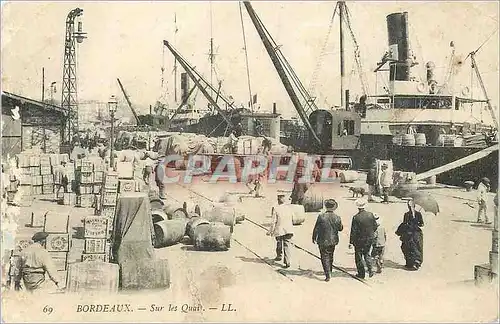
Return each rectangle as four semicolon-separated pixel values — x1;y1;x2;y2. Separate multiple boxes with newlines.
349;198;377;279
366;167;377;202
312;199;343;282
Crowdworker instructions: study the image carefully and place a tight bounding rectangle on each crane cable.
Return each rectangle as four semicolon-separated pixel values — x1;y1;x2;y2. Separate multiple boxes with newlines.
308;2;338;97
239;1;254;113
343;4;368;96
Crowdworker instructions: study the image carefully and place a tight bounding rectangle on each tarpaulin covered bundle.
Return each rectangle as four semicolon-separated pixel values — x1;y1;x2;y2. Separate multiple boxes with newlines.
155;133;216;156
112;193;155;265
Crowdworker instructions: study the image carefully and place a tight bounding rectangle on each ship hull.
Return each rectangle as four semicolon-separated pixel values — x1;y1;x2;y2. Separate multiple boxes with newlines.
349;138;498;191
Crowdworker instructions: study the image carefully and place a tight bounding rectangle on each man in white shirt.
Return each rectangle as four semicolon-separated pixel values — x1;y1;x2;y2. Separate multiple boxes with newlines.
267;193;294;268
477;177;491;224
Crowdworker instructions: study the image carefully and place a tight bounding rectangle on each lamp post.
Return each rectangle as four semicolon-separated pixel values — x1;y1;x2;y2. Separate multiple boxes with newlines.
108;95;118;170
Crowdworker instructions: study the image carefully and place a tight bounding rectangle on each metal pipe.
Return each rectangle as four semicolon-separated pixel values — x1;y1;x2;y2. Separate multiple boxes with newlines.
110;110;115;170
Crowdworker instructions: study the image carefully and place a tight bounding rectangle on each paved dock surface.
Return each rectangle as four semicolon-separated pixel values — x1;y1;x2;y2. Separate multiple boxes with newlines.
2;173;498;322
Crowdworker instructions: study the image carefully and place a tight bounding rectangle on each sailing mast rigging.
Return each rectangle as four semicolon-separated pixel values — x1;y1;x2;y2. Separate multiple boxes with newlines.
238;1;254;114
174;13;179;104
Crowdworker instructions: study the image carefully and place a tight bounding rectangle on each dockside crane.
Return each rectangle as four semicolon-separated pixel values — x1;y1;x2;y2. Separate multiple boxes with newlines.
116;78;140;125
468;51;498;127
61;8;86;145
163;40;234;129
243;1;322;146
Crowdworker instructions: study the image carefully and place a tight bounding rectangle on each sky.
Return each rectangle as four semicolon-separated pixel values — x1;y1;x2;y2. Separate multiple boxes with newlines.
1;1;499;120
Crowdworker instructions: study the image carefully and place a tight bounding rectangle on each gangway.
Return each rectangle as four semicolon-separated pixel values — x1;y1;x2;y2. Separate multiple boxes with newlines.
415;144;499;181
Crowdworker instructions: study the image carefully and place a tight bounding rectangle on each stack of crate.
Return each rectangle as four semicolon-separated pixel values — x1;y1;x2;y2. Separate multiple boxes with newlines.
29;155;43;195
77;159;94;208
40;155;54;195
100;171;119;241
82;216;110;262
16;154;33;206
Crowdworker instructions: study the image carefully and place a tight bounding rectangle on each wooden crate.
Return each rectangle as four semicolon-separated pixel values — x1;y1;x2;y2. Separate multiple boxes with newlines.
40;165;52;175
66;262;119;293
104;173;119;191
93;185;101;194
42;184;54;194
7;181;18;192
30;212;45;228
101;207;116;223
29;155;40;167
18;174;31;185
32;185;43;195
94;171;104;183
102;192;118;206
63;193;76;206
32;175;43;186
17;154;30;168
57;270;68;289
49;252;68;271
84;238;106;254
81;160;94;173
84;216;108;238
49;154;60;166
118;179;136;193
45;234;70;252
21;167;31;175
81;173;94;184
42;174;54;184
30;166;41;176
94;194;102;211
78;194;94;208
40;155;51;166
80;184;93;195
81;253;106;262
117;162;134;179
44;213;70;233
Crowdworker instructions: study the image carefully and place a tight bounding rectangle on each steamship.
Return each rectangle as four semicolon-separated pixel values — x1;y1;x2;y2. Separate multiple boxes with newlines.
307;12;498;190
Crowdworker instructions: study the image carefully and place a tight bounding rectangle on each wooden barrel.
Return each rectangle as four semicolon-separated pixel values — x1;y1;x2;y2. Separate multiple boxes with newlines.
414;133;427;146
402;134;416;146
186;217;211;241
339;170;360;183
289;204;306;225
152;209;168;224
392;135;403;145
426;175;437;185
193;223;231;251
204;205;236;232
153;219;186;248
302;186;324;212
453;137;464;147
163;202;188;220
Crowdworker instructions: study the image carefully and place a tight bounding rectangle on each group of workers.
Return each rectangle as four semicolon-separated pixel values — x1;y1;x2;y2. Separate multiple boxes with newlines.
268;192;424;281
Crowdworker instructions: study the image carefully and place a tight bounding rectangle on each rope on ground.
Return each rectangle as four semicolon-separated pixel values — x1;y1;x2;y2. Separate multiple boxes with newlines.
174;182;370;287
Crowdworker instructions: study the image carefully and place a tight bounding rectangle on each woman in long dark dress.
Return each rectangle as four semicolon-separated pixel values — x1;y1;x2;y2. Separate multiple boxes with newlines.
396;200;424;270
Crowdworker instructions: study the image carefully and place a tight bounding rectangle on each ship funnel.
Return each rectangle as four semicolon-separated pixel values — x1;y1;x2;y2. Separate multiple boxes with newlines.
386;12;410;81
180;72;189;103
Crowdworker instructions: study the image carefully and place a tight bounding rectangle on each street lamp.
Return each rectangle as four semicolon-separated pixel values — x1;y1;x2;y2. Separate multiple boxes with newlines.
108;95;118;170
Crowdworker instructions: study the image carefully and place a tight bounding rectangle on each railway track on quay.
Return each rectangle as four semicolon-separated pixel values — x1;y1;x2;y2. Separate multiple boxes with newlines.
171;182;370;287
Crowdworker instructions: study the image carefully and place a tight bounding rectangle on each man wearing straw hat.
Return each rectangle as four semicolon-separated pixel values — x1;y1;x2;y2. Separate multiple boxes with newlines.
312;198;343;282
349;198;377;279
476;177;491;224
268;192;294;268
15;232;61;292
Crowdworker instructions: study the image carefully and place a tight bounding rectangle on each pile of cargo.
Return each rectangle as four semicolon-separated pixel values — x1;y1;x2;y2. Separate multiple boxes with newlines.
74;157;106;208
12;153;71;205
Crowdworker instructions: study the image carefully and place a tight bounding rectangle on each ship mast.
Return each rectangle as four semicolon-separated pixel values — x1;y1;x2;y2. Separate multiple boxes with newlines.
339;1;346;109
174;13;178;104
